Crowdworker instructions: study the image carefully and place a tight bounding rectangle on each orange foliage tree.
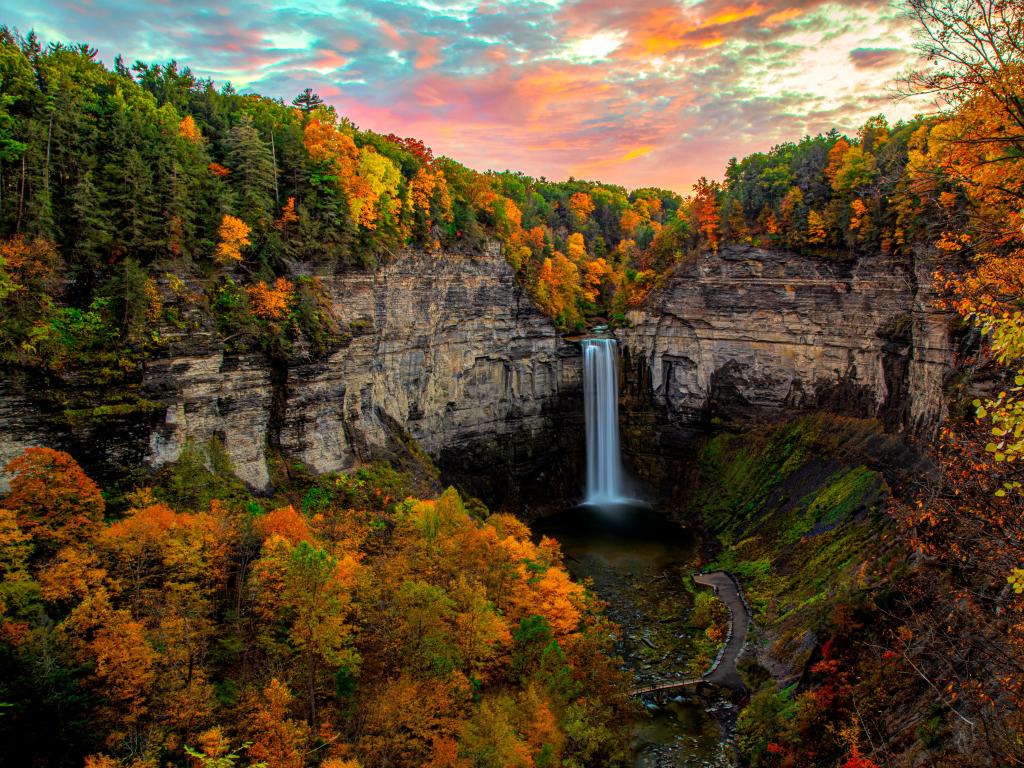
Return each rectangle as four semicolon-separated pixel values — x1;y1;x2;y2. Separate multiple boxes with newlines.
3;447;104;555
247;277;294;321
693;177;721;254
243;678;311;768
568;191;595;223
275;196;299;231
178;115;202;144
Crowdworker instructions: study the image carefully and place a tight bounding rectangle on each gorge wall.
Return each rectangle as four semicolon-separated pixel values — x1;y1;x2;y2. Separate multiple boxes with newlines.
0;243;952;505
146;244;583;504
619;245;952;468
0;245;583;506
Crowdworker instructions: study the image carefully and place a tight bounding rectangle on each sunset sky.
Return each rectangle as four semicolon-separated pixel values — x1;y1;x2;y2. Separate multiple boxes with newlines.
5;0;929;193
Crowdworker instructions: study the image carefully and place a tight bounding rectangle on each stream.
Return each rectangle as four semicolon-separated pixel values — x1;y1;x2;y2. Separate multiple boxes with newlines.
534;502;737;767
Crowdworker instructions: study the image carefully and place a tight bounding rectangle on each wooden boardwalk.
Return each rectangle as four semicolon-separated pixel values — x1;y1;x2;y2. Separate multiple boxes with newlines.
628;571;751;697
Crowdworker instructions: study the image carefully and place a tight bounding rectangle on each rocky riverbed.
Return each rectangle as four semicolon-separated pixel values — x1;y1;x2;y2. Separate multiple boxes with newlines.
534;503;739;767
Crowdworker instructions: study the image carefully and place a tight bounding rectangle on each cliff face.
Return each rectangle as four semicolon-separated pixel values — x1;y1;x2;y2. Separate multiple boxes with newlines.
144;245;582;502
620;245;952;439
0;243;951;502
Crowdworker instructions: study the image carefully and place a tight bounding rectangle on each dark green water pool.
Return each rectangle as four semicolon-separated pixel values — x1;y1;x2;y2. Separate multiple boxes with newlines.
534;503;734;767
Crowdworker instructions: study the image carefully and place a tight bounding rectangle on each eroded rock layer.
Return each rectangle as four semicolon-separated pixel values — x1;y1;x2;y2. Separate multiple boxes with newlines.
620;245;951;437
145;245;582;499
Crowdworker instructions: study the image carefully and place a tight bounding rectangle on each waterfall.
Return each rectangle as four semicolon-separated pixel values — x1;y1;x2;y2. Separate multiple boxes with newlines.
582;338;624;504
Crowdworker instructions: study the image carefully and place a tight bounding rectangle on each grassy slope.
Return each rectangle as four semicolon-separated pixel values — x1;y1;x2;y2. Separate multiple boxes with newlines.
687;415;907;677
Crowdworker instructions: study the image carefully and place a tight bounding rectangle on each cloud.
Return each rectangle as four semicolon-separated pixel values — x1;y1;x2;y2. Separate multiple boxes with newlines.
6;0;928;193
849;46;907;69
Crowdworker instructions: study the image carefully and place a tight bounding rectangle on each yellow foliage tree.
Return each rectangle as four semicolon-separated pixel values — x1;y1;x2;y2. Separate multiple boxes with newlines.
178;115;202;143
806;210;828;244
215;215;250;262
566;232;587;263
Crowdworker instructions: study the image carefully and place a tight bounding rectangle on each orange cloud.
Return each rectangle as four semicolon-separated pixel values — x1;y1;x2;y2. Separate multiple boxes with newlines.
623;145;654;161
704;3;765;27
762;8;804;27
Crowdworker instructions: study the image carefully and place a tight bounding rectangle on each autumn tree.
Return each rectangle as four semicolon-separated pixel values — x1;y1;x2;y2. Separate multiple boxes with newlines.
275;197;299;231
726;199;749;243
243;678;310;768
806;210;828;244
215;215;251;262
778;186;806;247
247;277;294;321
693;177;721;254
825;137;851;183
3;448;104;555
251;535;360;728
0;507;35;636
534;254;583;329
178;115;202;144
831;146;877;195
567;191;595;223
566;231;587;263
901;0;1024;137
879;2;1024;762
619;208;641;237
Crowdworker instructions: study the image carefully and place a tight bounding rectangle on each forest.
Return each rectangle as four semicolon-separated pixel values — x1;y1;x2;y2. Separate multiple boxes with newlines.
0;444;633;767
3;0;1024;764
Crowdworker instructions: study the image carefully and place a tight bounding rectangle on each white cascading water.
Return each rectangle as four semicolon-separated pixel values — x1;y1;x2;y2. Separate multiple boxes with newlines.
582;337;625;505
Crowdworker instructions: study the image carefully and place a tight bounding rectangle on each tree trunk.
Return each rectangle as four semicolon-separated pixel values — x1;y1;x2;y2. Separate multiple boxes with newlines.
16;154;25;233
270;130;279;207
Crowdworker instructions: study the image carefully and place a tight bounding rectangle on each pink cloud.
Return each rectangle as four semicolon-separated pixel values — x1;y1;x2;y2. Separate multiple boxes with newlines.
414;36;443;70
312;49;348;70
378;19;405;49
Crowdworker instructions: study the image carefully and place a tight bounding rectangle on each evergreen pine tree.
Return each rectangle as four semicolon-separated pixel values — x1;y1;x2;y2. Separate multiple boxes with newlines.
291;88;324;114
225;113;276;223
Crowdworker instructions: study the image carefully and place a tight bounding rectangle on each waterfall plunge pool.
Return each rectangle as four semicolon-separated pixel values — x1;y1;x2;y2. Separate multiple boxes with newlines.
532;336;735;765
533;502;735;767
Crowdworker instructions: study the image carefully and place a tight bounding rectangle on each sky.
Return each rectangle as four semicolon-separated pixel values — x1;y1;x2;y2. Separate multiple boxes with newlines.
2;0;930;193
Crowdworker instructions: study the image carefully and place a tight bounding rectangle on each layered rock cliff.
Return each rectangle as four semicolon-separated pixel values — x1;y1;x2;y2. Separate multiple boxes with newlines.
0;242;952;503
146;243;585;501
0;246;583;504
620;245;952;441
145;245;582;502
